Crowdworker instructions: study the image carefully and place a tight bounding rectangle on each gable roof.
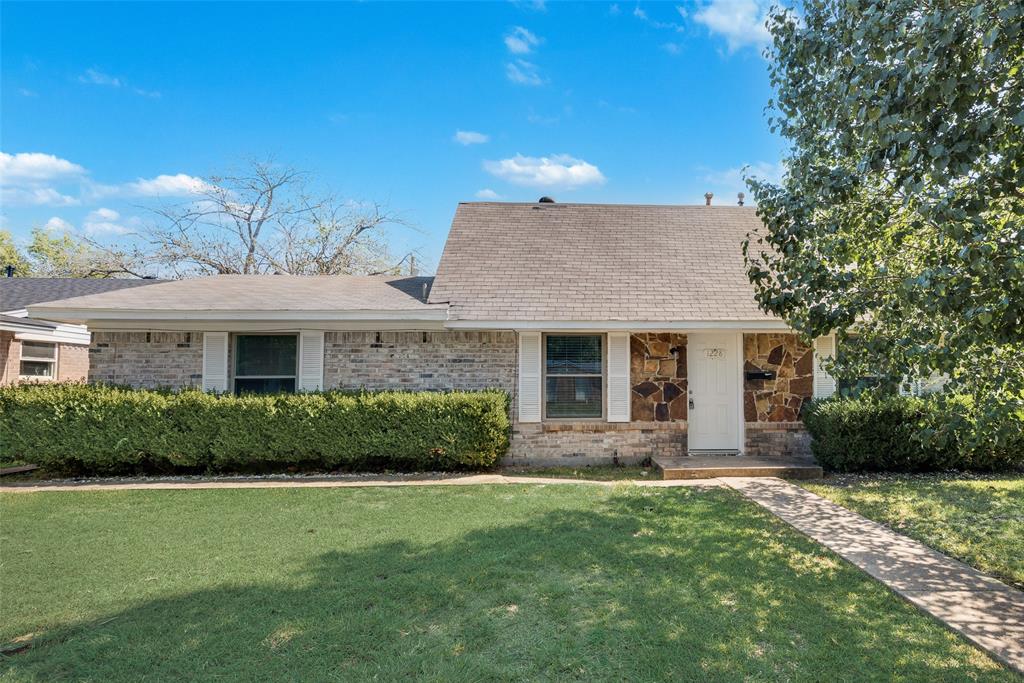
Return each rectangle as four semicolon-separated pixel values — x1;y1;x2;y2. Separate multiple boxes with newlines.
1;277;163;313
429;202;774;322
28;275;445;322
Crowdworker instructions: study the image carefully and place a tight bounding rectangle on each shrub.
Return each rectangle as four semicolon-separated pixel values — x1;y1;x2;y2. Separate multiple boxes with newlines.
803;394;1022;472
0;383;510;475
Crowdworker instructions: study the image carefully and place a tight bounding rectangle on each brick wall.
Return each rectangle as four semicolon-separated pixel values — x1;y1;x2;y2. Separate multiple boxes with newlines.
745;423;812;458
89;331;204;389
57;343;89;382
507;421;686;466
0;332;19;385
323;331;517;393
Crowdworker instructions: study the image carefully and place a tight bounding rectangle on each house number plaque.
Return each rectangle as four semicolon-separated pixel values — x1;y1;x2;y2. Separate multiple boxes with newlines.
703;348;725;358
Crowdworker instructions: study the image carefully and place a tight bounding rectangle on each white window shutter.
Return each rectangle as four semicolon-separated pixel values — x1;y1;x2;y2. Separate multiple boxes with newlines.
202;332;229;393
518;332;542;422
298;331;325;392
813;335;837;398
606;332;630;422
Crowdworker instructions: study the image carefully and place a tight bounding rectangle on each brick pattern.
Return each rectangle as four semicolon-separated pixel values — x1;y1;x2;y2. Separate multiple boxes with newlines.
630;333;687;422
508;421;686;466
323;331;517;393
0;332;19;385
744;422;812;458
89;331;203;389
56;343;89;382
743;333;814;423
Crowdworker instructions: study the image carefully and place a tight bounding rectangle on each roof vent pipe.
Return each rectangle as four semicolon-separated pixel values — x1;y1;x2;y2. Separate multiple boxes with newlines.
4;265;14;278
737;192;745;206
704;192;713;206
538;196;555;203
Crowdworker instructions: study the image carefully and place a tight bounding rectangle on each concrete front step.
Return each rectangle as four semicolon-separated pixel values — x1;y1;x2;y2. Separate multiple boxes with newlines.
652;455;823;480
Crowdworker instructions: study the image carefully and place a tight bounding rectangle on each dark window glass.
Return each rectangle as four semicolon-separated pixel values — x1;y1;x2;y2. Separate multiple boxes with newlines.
20;360;54;377
545;376;602;418
234;377;296;395
544;335;602;418
546;335;602;375
235;335;297;377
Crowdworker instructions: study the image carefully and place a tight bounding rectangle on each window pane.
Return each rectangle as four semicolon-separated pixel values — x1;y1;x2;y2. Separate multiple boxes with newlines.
20;360;54;377
546;335;602;375
546;376;602;418
234;377;296;395
235;335;297;377
21;341;56;360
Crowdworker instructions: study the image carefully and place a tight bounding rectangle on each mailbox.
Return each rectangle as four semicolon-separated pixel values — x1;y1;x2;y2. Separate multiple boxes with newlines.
745;370;776;381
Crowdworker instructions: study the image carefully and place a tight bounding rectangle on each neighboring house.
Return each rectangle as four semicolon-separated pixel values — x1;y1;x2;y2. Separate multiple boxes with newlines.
0;278;161;385
27;201;838;465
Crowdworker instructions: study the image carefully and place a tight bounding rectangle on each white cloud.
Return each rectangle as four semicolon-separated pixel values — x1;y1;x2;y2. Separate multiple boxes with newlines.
0;152;86;184
453;130;490;146
693;0;772;52
79;68;123;88
475;188;502;200
43;216;74;232
662;42;681;55
18;88;38;97
1;186;79;207
511;0;546;11
82;207;133;235
505;26;541;54
506;59;545;86
483;154;606;190
123;173;210;196
609;3;621;16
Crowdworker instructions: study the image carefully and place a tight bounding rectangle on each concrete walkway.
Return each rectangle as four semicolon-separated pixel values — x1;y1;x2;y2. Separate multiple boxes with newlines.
0;473;721;493
725;477;1024;675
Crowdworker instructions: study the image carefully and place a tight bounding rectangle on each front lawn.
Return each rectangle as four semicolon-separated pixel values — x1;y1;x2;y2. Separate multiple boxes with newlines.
0;485;1014;681
803;473;1024;590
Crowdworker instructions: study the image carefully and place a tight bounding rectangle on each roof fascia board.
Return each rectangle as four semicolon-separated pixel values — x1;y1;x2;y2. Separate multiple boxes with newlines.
443;320;791;332
82;320;448;332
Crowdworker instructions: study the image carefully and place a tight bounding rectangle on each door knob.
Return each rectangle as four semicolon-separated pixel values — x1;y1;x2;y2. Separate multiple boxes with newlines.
689;398;695;410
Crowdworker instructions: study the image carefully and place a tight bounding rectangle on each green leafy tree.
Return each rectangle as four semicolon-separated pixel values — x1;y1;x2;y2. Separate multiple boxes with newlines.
0;228;142;278
744;0;1023;451
0;230;32;277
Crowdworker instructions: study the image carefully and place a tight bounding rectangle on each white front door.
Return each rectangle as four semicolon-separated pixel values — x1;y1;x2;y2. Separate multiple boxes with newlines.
687;332;741;452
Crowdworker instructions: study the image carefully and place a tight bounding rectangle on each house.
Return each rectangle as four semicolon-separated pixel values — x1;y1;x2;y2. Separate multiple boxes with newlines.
26;201;838;465
1;277;161;385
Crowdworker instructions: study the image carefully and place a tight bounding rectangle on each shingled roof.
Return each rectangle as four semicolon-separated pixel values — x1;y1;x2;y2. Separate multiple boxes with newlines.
1;277;162;313
429;202;775;322
28;275;443;318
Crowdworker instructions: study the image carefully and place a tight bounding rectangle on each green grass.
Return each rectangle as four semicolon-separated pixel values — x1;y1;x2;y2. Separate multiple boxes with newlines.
803;473;1024;590
1;485;1016;681
503;465;656;480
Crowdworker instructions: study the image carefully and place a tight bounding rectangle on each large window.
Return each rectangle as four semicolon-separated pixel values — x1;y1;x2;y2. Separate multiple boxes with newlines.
234;334;297;395
20;341;56;379
544;334;603;419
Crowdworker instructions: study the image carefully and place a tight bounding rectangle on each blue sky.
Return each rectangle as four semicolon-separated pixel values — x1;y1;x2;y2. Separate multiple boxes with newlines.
1;0;782;272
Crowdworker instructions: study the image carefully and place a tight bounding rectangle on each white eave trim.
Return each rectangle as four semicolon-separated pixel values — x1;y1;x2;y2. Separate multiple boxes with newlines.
443;319;791;331
26;307;450;324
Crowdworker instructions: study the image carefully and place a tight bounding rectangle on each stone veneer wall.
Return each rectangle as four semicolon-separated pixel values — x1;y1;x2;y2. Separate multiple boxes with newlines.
742;333;814;458
89;331;204;389
323;331;517;395
630;333;687;422
743;333;814;422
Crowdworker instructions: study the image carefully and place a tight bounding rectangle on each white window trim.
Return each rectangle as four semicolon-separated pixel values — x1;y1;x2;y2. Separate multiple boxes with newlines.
19;341;58;381
541;332;607;422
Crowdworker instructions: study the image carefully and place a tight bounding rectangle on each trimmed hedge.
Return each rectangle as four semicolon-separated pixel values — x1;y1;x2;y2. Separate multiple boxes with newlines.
0;383;510;475
803;394;1023;472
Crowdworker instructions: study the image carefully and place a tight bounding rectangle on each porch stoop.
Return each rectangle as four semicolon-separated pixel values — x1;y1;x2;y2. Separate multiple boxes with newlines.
652;455;823;480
